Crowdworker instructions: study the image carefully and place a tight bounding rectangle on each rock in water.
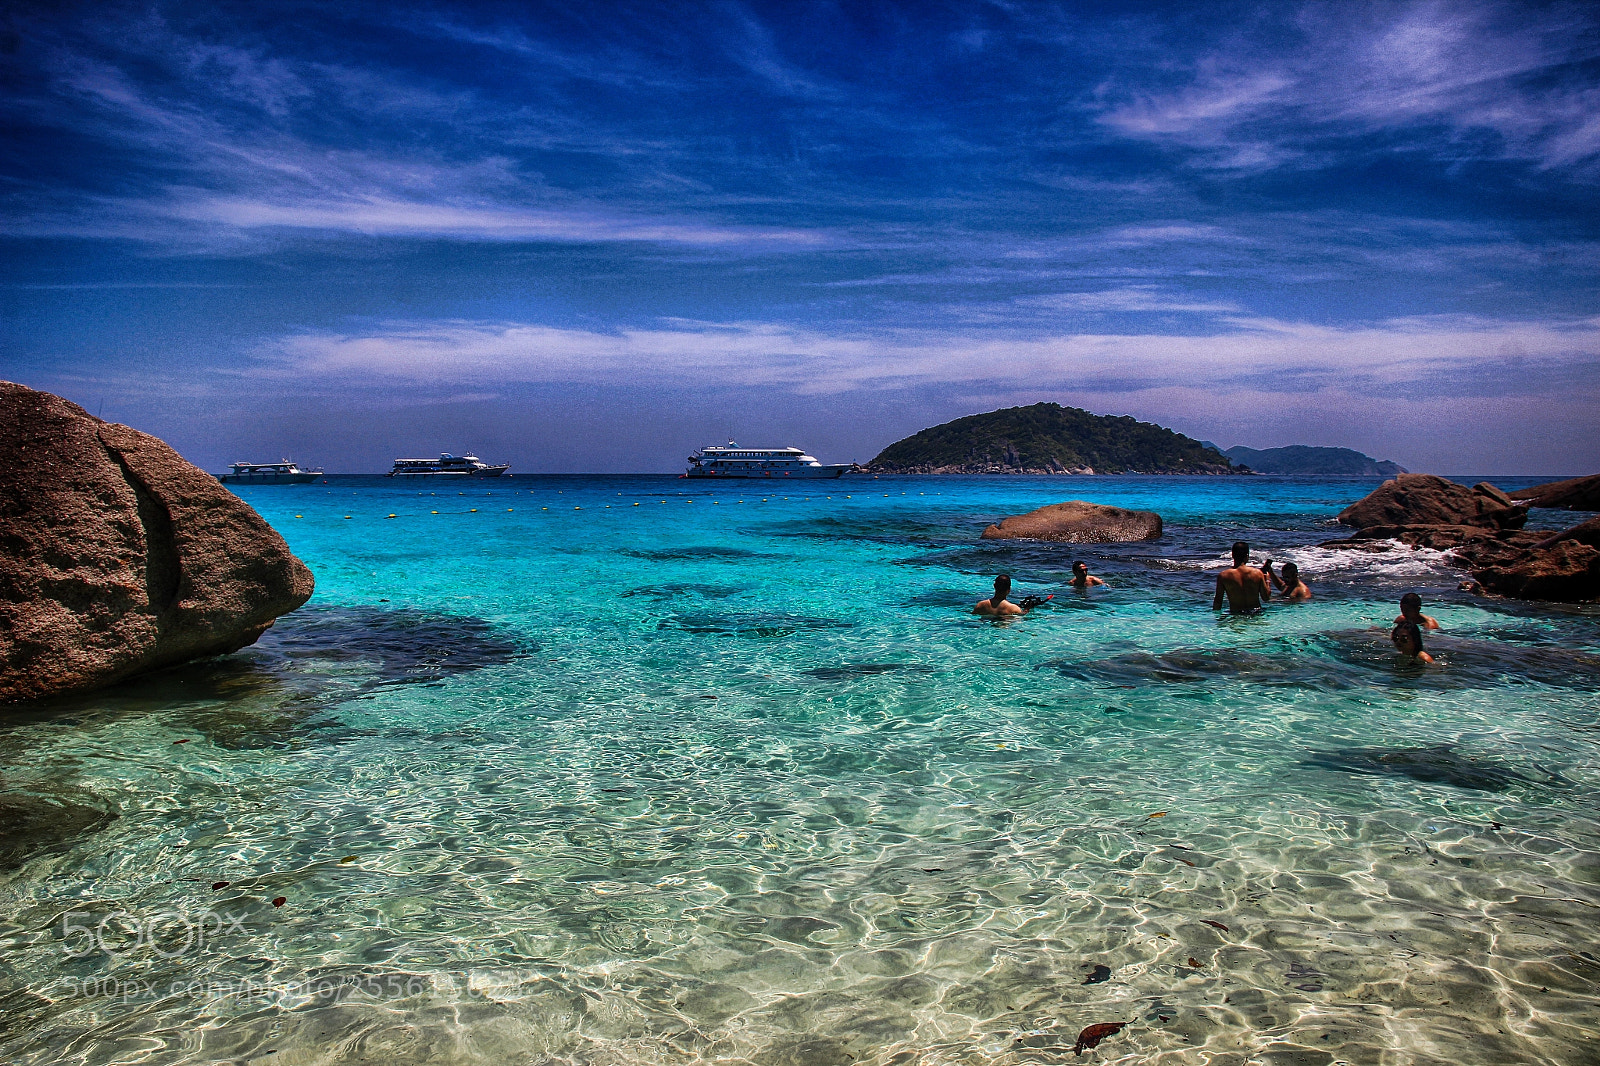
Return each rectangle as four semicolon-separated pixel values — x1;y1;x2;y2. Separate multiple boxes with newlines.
1509;473;1600;512
981;501;1162;543
1336;473;1526;530
1475;538;1600;603
0;382;314;702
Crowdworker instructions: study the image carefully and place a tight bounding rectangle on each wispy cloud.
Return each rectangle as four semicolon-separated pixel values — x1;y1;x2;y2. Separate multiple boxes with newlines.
250;313;1600;400
1094;0;1600;175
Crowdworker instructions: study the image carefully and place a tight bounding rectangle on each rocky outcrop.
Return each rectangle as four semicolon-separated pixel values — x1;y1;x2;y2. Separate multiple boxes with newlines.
1324;475;1598;602
981;501;1163;543
1;383;314;702
1508;473;1600;512
1336;474;1526;530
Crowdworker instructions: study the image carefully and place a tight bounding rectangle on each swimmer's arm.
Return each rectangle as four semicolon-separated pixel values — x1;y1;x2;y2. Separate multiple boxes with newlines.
1211;575;1225;610
1089;576;1106;587
1423;614;1439;630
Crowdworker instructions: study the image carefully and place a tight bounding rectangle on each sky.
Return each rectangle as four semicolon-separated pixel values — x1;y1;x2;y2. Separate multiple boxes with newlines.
2;1;1598;474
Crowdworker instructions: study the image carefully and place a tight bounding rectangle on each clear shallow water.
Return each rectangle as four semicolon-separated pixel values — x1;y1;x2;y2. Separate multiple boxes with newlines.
3;474;1598;1065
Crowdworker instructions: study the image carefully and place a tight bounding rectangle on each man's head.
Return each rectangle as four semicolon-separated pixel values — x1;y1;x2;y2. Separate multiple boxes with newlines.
993;574;1012;601
1400;592;1422;617
1231;541;1250;565
1391;619;1424;656
1072;561;1088;576
1281;562;1300;586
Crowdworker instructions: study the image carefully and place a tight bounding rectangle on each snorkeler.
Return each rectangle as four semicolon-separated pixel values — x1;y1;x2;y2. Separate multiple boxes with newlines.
1263;559;1311;602
1394;592;1439;630
1391;618;1435;664
1212;541;1270;614
1070;561;1106;588
974;574;1025;617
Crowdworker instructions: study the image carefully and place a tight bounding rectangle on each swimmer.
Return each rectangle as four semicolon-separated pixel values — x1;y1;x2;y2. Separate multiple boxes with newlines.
1390;618;1435;664
1212;541;1270;614
974;574;1026;617
1070;561;1105;588
1263;559;1311;602
1394;592;1439;630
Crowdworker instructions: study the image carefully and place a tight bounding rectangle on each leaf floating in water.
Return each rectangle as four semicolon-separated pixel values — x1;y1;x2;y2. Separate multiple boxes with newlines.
173;739;191;745
1073;1021;1127;1055
1490;821;1504;829
1201;920;1230;932
1148;811;1167;818
1172;856;1195;867
272;896;287;908
211;881;229;890
700;695;718;700
1187;957;1202;968
339;855;358;863
1083;964;1112;985
921;868;944;873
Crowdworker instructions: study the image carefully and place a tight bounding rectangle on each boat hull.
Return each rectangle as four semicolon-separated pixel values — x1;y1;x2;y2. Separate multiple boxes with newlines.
218;472;321;484
388;465;510;478
684;465;850;479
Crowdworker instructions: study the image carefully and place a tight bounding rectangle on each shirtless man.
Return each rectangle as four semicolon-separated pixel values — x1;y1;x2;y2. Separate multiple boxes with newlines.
1070;561;1105;588
974;573;1025;617
1212;541;1270;614
1394;592;1439;630
1264;559;1310;602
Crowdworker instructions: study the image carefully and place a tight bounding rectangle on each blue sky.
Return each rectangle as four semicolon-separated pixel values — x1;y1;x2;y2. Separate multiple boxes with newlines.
3;1;1597;473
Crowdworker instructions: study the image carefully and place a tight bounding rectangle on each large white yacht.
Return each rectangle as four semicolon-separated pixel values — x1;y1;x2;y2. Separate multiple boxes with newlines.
685;440;853;479
218;460;322;484
388;453;510;477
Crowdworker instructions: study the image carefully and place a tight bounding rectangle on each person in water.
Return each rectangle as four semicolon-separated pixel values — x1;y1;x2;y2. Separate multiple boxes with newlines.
1394;592;1439;630
974;573;1030;617
1212;541;1271;614
1263;559;1311;602
1391;618;1435;664
1070;561;1105;588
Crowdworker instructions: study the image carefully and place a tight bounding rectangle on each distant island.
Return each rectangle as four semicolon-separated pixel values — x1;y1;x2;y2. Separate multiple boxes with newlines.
1214;444;1407;477
866;403;1238;475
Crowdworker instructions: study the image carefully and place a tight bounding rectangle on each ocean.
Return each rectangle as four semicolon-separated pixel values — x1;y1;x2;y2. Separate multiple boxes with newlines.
3;474;1598;1065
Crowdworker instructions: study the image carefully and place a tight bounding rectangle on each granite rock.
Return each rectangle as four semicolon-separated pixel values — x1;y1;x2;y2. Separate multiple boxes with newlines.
1509;473;1600;512
0;382;314;702
1336;474;1526;530
981;500;1163;543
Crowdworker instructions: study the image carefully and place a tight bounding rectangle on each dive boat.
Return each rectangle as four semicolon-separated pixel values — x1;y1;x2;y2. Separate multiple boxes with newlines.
218;460;322;484
685;440;853;479
388;453;510;477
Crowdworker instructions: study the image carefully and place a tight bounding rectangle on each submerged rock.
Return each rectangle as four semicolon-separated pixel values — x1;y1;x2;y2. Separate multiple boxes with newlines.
0;382;314;702
980;501;1162;543
1509;473;1600;512
1305;745;1534;792
1336;474;1526;530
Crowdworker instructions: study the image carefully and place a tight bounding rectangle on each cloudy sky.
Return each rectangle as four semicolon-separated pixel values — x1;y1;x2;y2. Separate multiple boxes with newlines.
3;1;1597;473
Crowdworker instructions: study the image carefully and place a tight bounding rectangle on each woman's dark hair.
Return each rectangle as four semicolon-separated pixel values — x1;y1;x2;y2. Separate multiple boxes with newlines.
1073;561;1087;572
1391;619;1424;655
1281;562;1300;588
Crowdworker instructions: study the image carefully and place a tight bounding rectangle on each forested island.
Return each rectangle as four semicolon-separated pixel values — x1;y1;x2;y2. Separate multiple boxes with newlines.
1219;444;1406;476
865;403;1238;475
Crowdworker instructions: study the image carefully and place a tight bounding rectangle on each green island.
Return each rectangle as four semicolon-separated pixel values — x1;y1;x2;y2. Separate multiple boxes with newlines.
865;402;1239;475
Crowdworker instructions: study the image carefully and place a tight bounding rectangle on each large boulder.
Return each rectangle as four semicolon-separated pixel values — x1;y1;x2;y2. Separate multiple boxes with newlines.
981;500;1162;543
1;383;314;702
1336;474;1526;530
1509;473;1600;512
1474;540;1600;603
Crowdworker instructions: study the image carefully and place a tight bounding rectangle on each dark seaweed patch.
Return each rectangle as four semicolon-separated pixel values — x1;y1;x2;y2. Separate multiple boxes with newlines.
806;663;931;680
1040;647;1347;689
0;786;117;870
620;546;770;561
1304;745;1537;792
619;582;746;601
658;612;855;638
250;605;525;686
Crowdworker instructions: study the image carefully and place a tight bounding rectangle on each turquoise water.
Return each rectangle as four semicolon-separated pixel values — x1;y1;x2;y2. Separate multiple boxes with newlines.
3;474;1598;1065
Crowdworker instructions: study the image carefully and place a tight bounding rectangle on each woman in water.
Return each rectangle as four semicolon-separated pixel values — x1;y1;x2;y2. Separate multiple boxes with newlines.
1390;618;1434;664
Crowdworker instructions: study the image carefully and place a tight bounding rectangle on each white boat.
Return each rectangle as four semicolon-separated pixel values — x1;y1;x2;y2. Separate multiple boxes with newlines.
388;453;510;477
685;440;853;479
218;460;322;484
